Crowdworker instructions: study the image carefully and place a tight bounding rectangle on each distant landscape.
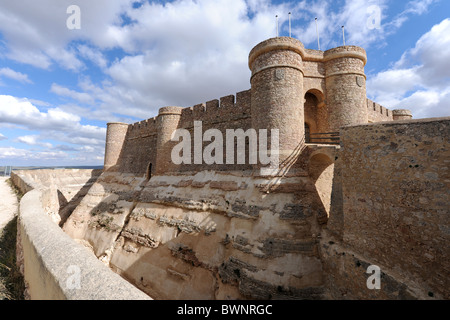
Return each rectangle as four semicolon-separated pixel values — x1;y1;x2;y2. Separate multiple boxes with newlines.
0;166;103;176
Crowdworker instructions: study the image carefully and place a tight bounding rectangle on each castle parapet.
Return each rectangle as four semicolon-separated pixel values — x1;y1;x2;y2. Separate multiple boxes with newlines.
393;109;413;120
249;37;305;175
155;106;184;174
104;122;129;171
324;46;368;130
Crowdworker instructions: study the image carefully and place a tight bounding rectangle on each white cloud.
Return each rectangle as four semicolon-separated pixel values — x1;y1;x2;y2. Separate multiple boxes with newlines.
0;95;106;146
77;45;108;69
0;133;7;141
0;95;107;165
0;67;32;84
16;135;53;148
367;67;422;98
40;0;290;120
385;0;439;35
291;0;439;50
0;146;74;168
291;0;389;50
401;0;436;15
28;99;52;107
0;147;32;159
50;83;95;105
0;0;134;69
367;18;450;118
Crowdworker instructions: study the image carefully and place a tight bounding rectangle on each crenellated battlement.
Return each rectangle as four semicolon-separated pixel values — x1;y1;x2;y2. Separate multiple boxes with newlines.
367;98;394;122
130;117;157;130
162;90;252;130
189;90;250;113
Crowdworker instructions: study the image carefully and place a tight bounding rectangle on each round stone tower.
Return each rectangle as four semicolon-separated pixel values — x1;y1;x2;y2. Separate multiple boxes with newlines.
393;109;413;120
324;46;368;131
155;106;184;175
104;122;129;171
248;37;305;174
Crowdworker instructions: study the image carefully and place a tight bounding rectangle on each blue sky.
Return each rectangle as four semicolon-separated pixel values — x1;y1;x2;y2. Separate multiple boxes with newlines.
0;0;449;166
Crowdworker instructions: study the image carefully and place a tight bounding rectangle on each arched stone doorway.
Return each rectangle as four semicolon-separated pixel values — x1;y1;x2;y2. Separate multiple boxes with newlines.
304;89;328;139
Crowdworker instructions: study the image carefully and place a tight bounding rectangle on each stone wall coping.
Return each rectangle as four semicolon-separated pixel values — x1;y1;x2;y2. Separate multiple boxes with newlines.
392;109;413;116
17;182;151;300
248;37;367;68
107;122;130;126
341;116;450;129
158;106;184;116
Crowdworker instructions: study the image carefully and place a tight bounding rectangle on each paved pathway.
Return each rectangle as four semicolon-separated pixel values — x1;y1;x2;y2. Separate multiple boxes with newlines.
0;177;18;233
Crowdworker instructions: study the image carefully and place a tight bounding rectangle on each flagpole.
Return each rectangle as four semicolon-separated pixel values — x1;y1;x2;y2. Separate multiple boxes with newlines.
289;12;292;37
315;18;320;50
276;15;279;37
342;25;346;46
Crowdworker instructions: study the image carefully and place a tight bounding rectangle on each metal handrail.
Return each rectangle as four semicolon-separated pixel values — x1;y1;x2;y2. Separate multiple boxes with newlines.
308;132;340;145
1;166;12;176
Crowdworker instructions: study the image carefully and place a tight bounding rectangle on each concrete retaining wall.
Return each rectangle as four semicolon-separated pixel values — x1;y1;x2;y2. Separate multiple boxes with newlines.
12;170;151;300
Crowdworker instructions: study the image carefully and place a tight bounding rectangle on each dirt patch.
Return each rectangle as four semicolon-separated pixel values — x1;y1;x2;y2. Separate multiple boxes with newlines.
0;177;25;300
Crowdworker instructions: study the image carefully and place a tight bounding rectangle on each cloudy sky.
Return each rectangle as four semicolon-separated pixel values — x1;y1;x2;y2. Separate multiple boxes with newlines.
0;0;449;166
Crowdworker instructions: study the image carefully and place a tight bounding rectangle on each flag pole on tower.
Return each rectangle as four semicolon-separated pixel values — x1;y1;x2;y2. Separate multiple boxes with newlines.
289;12;292;37
315;17;320;50
342;25;346;46
276;15;279;37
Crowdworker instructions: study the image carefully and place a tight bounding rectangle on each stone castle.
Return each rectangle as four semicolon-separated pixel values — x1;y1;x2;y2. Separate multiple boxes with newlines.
103;37;412;177
12;37;448;300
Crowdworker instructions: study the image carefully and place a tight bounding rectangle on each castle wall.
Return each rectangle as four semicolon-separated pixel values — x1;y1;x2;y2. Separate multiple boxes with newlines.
115;90;253;177
11;170;149;300
175;89;253;173
323;117;450;299
104;123;129;171
119;118;158;176
367;98;394;122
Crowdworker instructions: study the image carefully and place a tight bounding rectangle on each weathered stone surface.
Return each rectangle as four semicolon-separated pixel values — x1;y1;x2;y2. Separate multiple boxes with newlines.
121;227;159;248
209;181;239;191
238;272;324;300
326;118;450;299
230;199;262;218
259;238;318;257
218;256;259;284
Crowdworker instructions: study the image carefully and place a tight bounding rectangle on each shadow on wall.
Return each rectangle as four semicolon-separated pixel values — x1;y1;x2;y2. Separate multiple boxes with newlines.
57;170;103;227
308;153;334;224
117;212;231;300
